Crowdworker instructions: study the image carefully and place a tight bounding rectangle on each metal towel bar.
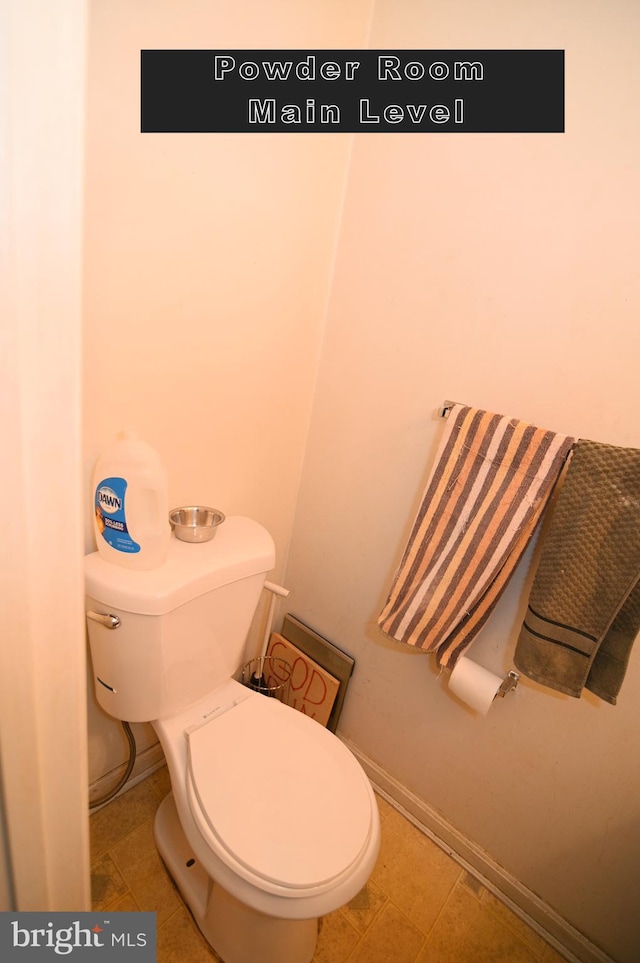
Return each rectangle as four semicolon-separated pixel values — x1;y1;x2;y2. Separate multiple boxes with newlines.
438;400;462;418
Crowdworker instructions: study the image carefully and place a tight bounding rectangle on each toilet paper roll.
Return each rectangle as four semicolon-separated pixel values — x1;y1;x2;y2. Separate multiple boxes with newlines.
448;656;504;715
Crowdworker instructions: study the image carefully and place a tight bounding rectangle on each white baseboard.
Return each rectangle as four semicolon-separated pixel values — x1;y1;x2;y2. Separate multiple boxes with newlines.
340;735;613;963
89;740;166;812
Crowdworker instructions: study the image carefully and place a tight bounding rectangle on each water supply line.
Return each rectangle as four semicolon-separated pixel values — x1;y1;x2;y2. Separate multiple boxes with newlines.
89;721;137;810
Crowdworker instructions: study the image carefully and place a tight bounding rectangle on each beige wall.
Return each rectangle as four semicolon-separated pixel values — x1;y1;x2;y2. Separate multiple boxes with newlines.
284;2;640;962
83;0;371;551
84;1;640;960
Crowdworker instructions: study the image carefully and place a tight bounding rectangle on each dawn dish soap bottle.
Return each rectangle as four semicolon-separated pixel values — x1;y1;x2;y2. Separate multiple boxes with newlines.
92;431;171;570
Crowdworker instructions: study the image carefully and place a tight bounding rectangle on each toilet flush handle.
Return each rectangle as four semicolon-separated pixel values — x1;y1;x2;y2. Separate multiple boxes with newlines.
87;611;121;630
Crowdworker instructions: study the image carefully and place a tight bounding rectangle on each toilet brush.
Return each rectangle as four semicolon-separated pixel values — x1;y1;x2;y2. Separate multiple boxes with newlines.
249;581;290;695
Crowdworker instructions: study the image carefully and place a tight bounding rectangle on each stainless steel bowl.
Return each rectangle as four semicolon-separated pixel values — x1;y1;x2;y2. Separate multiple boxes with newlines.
169;506;225;543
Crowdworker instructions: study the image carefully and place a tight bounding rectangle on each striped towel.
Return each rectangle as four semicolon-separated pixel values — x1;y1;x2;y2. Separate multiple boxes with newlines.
378;406;574;666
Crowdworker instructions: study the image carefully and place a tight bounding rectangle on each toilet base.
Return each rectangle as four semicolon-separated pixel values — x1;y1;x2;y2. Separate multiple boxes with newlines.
154;792;318;963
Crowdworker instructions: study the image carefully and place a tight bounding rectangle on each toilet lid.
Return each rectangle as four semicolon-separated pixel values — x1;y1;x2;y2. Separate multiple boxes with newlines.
186;695;373;890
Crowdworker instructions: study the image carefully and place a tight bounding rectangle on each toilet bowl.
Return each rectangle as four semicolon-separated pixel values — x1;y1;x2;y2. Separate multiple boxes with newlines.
153;679;379;963
85;516;380;963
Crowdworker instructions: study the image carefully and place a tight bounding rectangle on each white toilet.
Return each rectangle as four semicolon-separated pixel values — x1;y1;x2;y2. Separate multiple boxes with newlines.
84;515;380;963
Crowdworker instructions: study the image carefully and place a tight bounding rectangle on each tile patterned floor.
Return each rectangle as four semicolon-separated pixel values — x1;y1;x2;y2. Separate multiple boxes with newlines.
90;767;568;963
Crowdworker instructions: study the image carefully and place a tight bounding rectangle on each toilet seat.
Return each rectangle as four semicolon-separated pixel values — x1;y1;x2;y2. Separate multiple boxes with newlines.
186;694;374;895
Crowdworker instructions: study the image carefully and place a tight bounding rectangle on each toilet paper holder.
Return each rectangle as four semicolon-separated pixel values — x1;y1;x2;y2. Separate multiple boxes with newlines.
497;670;520;698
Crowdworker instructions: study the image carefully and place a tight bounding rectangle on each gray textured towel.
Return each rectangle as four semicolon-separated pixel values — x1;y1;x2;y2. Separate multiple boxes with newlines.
514;439;640;704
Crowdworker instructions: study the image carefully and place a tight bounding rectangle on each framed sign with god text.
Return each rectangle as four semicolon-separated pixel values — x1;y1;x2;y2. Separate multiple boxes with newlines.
266;633;340;728
276;614;355;731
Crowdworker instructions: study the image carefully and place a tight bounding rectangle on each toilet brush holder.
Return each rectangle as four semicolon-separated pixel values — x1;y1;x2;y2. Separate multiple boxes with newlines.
240;656;292;703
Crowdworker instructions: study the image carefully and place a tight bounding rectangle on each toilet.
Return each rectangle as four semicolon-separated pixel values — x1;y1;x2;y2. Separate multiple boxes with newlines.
84;515;380;963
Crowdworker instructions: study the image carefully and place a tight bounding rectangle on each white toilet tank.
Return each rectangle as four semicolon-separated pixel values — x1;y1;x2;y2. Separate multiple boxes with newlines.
84;516;275;722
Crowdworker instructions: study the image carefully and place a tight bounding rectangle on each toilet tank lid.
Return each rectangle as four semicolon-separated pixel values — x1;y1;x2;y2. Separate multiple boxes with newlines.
84;515;275;615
